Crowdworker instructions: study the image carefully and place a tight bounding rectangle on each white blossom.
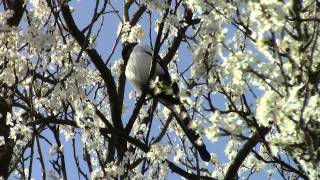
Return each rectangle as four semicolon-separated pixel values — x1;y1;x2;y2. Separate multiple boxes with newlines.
119;21;145;43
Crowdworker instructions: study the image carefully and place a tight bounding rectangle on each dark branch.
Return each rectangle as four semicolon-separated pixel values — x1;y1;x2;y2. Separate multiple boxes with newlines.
223;127;271;180
5;0;24;26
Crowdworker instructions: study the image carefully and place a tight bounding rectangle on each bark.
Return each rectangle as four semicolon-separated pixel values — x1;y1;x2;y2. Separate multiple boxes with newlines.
0;97;13;179
0;0;24;178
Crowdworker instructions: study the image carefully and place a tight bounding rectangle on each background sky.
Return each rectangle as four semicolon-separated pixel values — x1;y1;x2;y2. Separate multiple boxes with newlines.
6;0;284;179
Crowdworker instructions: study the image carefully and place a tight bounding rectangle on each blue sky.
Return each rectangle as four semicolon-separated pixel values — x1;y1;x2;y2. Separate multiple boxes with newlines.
2;0;285;179
66;1;280;179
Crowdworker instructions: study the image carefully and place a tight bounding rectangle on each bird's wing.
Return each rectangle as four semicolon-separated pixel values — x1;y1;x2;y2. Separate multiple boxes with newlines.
140;47;171;83
139;46;179;94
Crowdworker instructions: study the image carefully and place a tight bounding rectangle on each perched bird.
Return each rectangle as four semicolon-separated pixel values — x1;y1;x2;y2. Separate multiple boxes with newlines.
123;43;211;162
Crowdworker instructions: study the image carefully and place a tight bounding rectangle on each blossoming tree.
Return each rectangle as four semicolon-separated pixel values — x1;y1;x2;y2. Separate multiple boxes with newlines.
0;0;319;179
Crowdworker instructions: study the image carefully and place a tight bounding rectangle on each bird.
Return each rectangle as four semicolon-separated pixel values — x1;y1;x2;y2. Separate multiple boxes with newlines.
122;42;211;162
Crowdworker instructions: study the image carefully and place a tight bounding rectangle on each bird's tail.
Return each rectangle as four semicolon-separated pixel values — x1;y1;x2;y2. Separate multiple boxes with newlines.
158;96;211;162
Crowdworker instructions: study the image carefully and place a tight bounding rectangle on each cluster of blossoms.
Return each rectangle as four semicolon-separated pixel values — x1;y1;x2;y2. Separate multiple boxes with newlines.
119;21;145;43
185;0;320;178
91;164;124;179
1;0;112;178
0;0;319;179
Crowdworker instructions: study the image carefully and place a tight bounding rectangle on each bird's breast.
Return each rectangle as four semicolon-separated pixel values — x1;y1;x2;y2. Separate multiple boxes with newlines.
125;44;166;92
125;52;152;84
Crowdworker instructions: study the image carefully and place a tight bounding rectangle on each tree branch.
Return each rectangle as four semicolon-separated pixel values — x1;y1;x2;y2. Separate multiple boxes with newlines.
162;7;199;65
5;0;24;27
223;127;271;180
167;160;216;180
0;0;24;178
0;97;13;179
60;3;123;129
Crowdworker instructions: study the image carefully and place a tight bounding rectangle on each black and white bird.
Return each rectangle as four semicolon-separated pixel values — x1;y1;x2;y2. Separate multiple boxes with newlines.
123;43;211;162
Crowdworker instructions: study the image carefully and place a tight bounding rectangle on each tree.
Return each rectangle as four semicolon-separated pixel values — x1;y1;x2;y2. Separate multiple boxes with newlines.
0;0;319;179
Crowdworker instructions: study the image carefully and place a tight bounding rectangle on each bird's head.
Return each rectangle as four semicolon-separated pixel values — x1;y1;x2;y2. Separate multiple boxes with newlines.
122;42;138;62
